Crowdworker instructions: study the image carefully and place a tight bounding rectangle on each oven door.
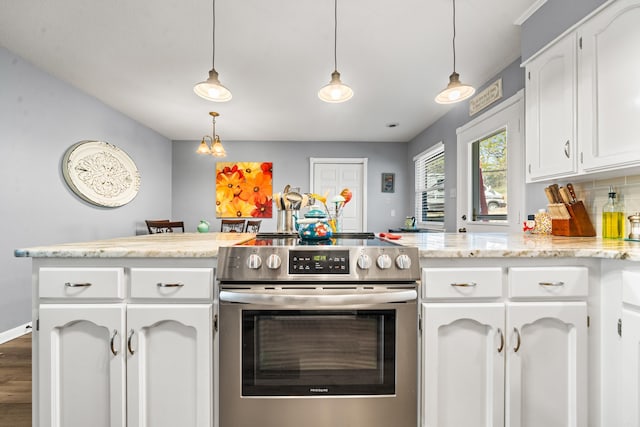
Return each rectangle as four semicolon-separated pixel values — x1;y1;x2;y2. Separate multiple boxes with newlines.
219;286;418;427
242;308;396;396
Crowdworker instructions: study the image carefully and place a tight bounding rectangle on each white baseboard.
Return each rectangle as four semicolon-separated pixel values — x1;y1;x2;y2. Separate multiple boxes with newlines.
0;322;32;344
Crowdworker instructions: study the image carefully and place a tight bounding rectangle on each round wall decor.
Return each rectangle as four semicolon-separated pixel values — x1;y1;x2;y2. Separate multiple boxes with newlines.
62;140;141;207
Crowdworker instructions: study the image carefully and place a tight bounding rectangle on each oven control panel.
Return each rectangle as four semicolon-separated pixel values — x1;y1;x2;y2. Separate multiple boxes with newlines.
289;250;349;274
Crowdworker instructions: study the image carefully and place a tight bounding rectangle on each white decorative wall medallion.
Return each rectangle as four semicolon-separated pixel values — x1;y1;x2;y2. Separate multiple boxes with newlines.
62;140;141;207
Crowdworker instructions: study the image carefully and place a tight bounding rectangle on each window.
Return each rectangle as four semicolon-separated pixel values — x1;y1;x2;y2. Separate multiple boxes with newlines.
414;142;445;228
471;128;508;222
457;90;524;233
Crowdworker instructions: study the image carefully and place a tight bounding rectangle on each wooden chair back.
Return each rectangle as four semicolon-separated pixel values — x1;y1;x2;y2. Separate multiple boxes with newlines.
221;219;246;232
245;220;262;233
146;220;185;234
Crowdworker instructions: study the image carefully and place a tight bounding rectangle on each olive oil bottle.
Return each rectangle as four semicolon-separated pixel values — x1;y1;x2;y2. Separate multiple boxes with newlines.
602;186;624;239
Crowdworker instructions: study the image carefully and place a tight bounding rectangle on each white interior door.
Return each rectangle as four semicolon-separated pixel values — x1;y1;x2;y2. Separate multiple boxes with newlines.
310;158;367;232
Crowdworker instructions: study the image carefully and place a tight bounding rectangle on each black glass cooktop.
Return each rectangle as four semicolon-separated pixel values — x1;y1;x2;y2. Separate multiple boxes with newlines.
239;232;399;247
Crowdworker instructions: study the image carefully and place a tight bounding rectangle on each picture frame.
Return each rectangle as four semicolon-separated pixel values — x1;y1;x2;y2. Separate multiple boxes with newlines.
381;172;395;193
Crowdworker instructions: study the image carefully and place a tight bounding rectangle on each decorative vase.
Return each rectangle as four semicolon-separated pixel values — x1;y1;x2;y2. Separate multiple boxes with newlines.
197;220;210;233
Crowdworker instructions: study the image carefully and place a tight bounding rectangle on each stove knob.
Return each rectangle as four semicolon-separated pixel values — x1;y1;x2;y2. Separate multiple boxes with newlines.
246;254;262;269
395;254;412;270
357;254;372;270
266;253;282;270
376;254;392;270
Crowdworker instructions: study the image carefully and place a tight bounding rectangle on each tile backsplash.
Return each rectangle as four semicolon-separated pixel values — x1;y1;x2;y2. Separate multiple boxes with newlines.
572;175;640;238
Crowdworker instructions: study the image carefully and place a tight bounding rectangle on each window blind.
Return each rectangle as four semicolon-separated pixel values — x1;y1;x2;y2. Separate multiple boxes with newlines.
414;143;445;226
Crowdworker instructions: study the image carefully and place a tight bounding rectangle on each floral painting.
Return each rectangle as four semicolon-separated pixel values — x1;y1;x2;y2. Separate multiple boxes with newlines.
216;162;273;218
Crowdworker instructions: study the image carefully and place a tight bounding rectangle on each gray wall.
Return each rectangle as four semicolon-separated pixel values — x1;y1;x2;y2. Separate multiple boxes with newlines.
521;0;607;61
1;47;173;333
172;140;409;233
407;58;526;232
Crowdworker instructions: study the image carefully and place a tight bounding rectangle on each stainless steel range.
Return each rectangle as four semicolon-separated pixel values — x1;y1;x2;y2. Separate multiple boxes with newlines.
217;232;420;427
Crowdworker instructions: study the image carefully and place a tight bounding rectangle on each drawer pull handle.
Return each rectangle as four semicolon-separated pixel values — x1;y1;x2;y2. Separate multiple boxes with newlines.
497;328;504;353
513;327;521;353
450;282;477;287
538;281;565;287
127;329;135;355
65;282;92;287
110;330;119;356
157;282;185;288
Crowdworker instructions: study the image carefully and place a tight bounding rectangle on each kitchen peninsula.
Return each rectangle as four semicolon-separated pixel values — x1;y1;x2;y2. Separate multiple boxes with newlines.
15;232;640;427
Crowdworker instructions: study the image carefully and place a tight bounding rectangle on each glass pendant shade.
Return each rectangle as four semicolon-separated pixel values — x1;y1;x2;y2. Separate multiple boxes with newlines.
210;136;227;157
196;138;212;154
194;68;232;102
318;71;353;103
435;72;475;104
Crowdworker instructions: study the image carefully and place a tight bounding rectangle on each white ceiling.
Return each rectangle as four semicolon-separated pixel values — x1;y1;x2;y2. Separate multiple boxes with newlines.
0;0;536;142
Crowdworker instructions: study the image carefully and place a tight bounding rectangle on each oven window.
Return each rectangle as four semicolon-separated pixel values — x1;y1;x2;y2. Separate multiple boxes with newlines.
242;310;396;396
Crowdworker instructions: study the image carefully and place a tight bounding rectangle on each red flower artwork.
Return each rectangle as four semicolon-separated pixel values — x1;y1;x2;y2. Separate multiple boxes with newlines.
216;162;273;218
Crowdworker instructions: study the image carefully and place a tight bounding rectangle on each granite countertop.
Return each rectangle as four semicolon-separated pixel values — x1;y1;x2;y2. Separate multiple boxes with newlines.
14;232;252;258
14;232;640;261
396;232;640;261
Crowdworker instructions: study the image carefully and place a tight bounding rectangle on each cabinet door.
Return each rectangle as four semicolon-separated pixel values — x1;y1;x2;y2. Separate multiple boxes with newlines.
525;33;578;181
506;302;587;427
578;0;640;172
39;304;126;427
126;304;212;427
622;307;640;426
422;303;505;427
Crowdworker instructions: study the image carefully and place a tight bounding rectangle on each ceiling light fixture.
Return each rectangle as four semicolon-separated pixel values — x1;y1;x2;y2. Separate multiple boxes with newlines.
194;0;232;102
196;112;227;157
435;0;475;104
318;0;353;103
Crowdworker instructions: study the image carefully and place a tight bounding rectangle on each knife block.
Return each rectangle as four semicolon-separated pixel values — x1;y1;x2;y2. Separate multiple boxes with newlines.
551;201;596;237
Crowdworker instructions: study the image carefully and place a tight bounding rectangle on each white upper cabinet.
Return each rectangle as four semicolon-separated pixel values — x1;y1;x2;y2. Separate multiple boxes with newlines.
578;0;640;172
524;0;640;181
525;34;578;181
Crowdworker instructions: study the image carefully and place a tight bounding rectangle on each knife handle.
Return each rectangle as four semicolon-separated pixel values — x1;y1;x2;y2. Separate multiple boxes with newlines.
549;184;562;203
559;187;572;204
566;183;577;203
544;187;555;204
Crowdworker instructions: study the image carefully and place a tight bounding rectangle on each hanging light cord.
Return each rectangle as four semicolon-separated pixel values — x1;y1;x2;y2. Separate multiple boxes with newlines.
333;0;338;72
211;0;216;69
452;0;457;72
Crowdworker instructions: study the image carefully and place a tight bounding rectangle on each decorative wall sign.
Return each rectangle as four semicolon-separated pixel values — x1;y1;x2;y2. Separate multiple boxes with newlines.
216;162;273;218
469;78;503;116
62;140;140;207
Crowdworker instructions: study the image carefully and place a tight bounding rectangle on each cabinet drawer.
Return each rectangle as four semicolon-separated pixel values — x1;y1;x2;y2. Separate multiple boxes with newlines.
508;267;587;299
39;268;124;299
422;268;503;300
130;268;213;300
623;271;640;308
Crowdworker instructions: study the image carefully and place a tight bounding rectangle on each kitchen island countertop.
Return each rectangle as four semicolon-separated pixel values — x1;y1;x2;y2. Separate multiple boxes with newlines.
14;232;252;258
394;232;640;261
14;232;640;261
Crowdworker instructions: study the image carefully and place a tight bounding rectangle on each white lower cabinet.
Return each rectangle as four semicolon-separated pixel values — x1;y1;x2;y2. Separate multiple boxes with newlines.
421;267;588;427
505;301;587;427
36;266;214;427
621;270;640;426
422;302;505;427
39;304;126;427
126;304;212;427
621;307;640;427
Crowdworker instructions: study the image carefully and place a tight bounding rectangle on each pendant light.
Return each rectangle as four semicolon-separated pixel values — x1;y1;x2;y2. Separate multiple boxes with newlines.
318;0;353;103
194;0;232;102
435;0;475;104
196;112;227;157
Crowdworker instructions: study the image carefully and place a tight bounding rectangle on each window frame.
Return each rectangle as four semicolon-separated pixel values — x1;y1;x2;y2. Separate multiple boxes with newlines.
456;90;524;233
413;142;445;230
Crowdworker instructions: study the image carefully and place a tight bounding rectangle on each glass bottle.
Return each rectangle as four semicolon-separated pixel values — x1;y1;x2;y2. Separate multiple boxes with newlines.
602;186;624;239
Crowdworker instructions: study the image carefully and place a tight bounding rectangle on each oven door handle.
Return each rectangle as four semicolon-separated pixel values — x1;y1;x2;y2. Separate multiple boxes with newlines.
219;289;417;306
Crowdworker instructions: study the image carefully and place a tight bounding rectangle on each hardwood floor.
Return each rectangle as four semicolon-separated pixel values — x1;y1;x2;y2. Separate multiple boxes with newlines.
0;334;32;427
